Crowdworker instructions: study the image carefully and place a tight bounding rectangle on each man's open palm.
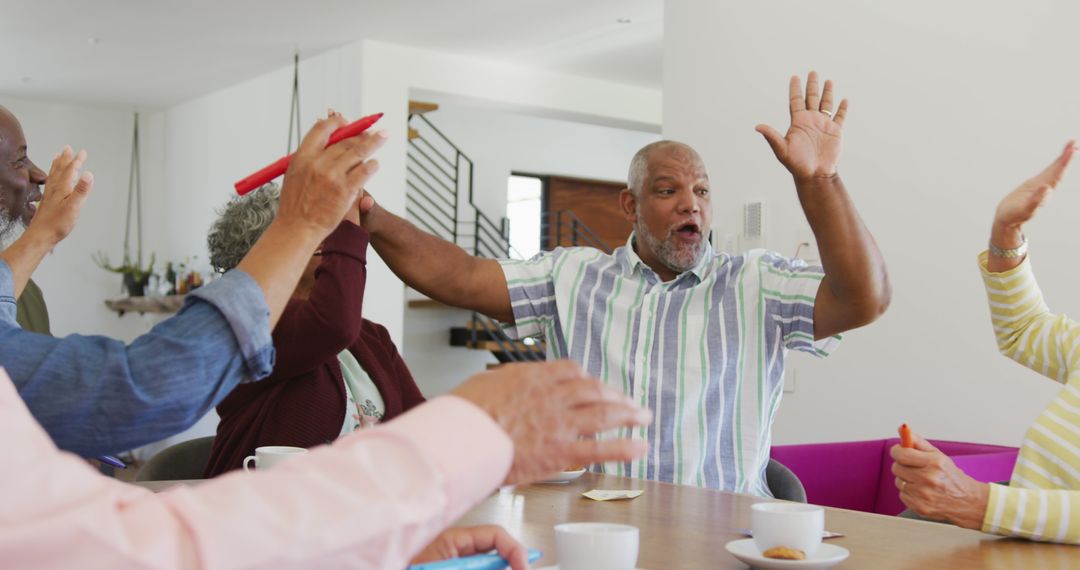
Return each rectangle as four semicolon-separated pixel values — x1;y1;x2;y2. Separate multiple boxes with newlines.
757;71;847;180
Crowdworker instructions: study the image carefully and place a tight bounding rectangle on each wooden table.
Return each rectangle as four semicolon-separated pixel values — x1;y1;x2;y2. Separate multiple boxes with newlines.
134;474;1079;569
455;473;1079;569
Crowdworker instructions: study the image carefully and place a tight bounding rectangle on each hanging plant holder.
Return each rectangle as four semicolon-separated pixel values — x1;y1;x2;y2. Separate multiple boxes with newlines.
94;112;154;298
287;50;302;153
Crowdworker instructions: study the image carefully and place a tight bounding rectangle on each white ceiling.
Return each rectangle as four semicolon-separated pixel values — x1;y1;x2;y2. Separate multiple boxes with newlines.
0;0;662;110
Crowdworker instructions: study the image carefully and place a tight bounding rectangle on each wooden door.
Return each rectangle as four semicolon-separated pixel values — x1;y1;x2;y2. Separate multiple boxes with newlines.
542;175;633;252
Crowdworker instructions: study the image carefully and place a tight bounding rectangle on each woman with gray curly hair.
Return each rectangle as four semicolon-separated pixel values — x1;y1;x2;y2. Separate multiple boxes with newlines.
207;183;282;273
202;183;426;477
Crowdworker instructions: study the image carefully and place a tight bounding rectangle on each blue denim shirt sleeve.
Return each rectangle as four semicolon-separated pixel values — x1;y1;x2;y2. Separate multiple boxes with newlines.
186;269;275;380
0;262;16;324
0;261;276;457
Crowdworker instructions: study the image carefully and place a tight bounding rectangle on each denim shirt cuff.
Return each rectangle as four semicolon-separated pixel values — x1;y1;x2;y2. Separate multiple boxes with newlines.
0;261;17;324
186;269;275;381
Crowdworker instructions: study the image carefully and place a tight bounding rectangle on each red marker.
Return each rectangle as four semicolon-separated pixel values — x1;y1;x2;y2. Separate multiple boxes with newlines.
234;112;384;195
899;423;914;448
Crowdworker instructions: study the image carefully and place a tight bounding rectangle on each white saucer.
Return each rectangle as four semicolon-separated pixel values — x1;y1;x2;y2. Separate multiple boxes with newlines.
537;468;587;484
725;538;849;569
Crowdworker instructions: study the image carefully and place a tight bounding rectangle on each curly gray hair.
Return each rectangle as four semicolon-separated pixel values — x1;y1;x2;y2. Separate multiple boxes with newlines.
207;183;281;272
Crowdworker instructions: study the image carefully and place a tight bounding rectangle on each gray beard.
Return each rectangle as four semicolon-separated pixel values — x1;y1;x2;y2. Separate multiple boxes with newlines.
634;217;705;275
0;212;27;251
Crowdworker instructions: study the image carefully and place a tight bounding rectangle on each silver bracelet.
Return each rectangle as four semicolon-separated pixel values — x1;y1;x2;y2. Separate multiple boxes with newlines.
988;235;1028;259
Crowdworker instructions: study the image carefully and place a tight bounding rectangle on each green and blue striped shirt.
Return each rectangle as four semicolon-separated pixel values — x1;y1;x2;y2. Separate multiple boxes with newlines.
499;234;839;495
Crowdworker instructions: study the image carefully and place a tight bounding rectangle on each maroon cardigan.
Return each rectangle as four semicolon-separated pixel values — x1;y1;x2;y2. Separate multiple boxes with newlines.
203;222;425;477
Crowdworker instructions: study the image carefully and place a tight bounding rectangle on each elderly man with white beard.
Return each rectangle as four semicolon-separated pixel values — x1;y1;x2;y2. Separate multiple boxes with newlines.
356;71;891;496
0;105;50;334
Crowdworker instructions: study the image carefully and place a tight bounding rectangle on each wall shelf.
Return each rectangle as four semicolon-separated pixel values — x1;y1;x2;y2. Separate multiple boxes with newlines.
104;295;185;316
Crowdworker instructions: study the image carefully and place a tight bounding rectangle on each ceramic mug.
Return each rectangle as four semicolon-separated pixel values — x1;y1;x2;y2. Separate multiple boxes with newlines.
751;502;824;557
242;446;308;472
554;522;639;570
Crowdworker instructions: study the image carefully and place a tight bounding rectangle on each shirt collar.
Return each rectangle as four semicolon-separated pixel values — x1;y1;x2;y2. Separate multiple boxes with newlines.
620;231;713;284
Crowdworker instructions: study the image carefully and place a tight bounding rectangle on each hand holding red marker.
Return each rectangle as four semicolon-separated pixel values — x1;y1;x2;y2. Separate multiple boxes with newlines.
234;112;384;195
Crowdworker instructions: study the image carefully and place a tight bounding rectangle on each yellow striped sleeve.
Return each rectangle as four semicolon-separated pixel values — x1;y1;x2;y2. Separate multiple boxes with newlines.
983;483;1080;544
979;251;1080;383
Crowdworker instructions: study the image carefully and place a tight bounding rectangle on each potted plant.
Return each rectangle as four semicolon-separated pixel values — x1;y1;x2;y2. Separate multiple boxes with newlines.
93;252;155;297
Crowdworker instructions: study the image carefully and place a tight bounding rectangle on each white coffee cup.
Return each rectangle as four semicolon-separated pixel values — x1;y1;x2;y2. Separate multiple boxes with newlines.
554;522;639;570
751;502;824;557
242;446;308;471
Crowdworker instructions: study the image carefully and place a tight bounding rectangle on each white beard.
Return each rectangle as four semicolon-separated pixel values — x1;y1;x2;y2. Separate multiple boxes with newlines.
0;210;27;251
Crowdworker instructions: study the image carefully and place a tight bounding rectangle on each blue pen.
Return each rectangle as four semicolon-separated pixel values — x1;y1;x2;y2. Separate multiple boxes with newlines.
407;547;541;570
96;455;127;469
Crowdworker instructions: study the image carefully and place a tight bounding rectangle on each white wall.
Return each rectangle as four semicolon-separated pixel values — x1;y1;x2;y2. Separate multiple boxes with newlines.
401;103;661;395
665;0;1080;446
1;97;155;342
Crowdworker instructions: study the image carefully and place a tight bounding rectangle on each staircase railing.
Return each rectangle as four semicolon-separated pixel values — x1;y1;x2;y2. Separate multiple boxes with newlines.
468;314;546;362
407;113;511;257
542;209;614;254
406;113;466;246
406;114;608;363
408;113;528;359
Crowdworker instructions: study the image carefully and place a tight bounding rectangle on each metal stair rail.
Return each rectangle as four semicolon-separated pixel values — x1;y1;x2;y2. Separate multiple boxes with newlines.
406;112;511;257
406;113;611;363
542;209;614;254
407;112;535;360
466;313;546;363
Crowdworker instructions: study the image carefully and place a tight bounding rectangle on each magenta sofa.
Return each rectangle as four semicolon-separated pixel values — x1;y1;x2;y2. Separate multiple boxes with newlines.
770;439;1019;516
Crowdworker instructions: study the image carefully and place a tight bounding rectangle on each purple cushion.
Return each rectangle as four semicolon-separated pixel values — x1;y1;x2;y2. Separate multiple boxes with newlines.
874;438;906;515
771;440;885;512
773;438;1019;516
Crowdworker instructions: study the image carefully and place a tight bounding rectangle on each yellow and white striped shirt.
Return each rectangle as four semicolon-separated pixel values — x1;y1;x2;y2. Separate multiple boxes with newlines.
979;251;1080;544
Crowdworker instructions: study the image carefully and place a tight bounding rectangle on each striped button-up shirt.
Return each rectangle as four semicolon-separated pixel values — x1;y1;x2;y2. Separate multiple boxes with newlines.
980;252;1080;544
500;234;839;494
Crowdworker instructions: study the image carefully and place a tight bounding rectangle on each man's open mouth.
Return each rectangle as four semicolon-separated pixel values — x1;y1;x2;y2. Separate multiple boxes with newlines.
675;222;701;239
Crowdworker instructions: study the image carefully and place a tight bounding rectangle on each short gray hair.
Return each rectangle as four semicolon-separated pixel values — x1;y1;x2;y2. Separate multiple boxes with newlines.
627;140;690;197
207;183;281;272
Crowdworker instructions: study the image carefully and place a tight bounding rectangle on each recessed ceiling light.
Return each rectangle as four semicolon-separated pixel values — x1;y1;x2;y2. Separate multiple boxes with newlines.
617;17;632;24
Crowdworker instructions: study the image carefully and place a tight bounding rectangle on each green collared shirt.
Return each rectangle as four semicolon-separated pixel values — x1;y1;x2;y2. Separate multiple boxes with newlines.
16;278;50;335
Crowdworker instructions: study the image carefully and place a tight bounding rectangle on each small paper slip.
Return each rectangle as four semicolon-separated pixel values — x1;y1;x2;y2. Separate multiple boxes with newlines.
582;489;644;501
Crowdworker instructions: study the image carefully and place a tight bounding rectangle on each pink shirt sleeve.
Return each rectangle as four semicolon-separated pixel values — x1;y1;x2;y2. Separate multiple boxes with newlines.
0;369;513;569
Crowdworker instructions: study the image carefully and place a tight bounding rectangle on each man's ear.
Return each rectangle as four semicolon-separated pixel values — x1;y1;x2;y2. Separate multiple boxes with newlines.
619;188;638;223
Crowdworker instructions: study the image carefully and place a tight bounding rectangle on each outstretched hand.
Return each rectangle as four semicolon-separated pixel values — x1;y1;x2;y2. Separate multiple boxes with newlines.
452;361;651;486
276;113;387;241
27;146;94;246
994;140;1077;230
756;71;848;180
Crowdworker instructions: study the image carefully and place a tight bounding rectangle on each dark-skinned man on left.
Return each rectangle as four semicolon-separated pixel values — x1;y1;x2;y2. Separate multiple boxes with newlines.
0;105;49;334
